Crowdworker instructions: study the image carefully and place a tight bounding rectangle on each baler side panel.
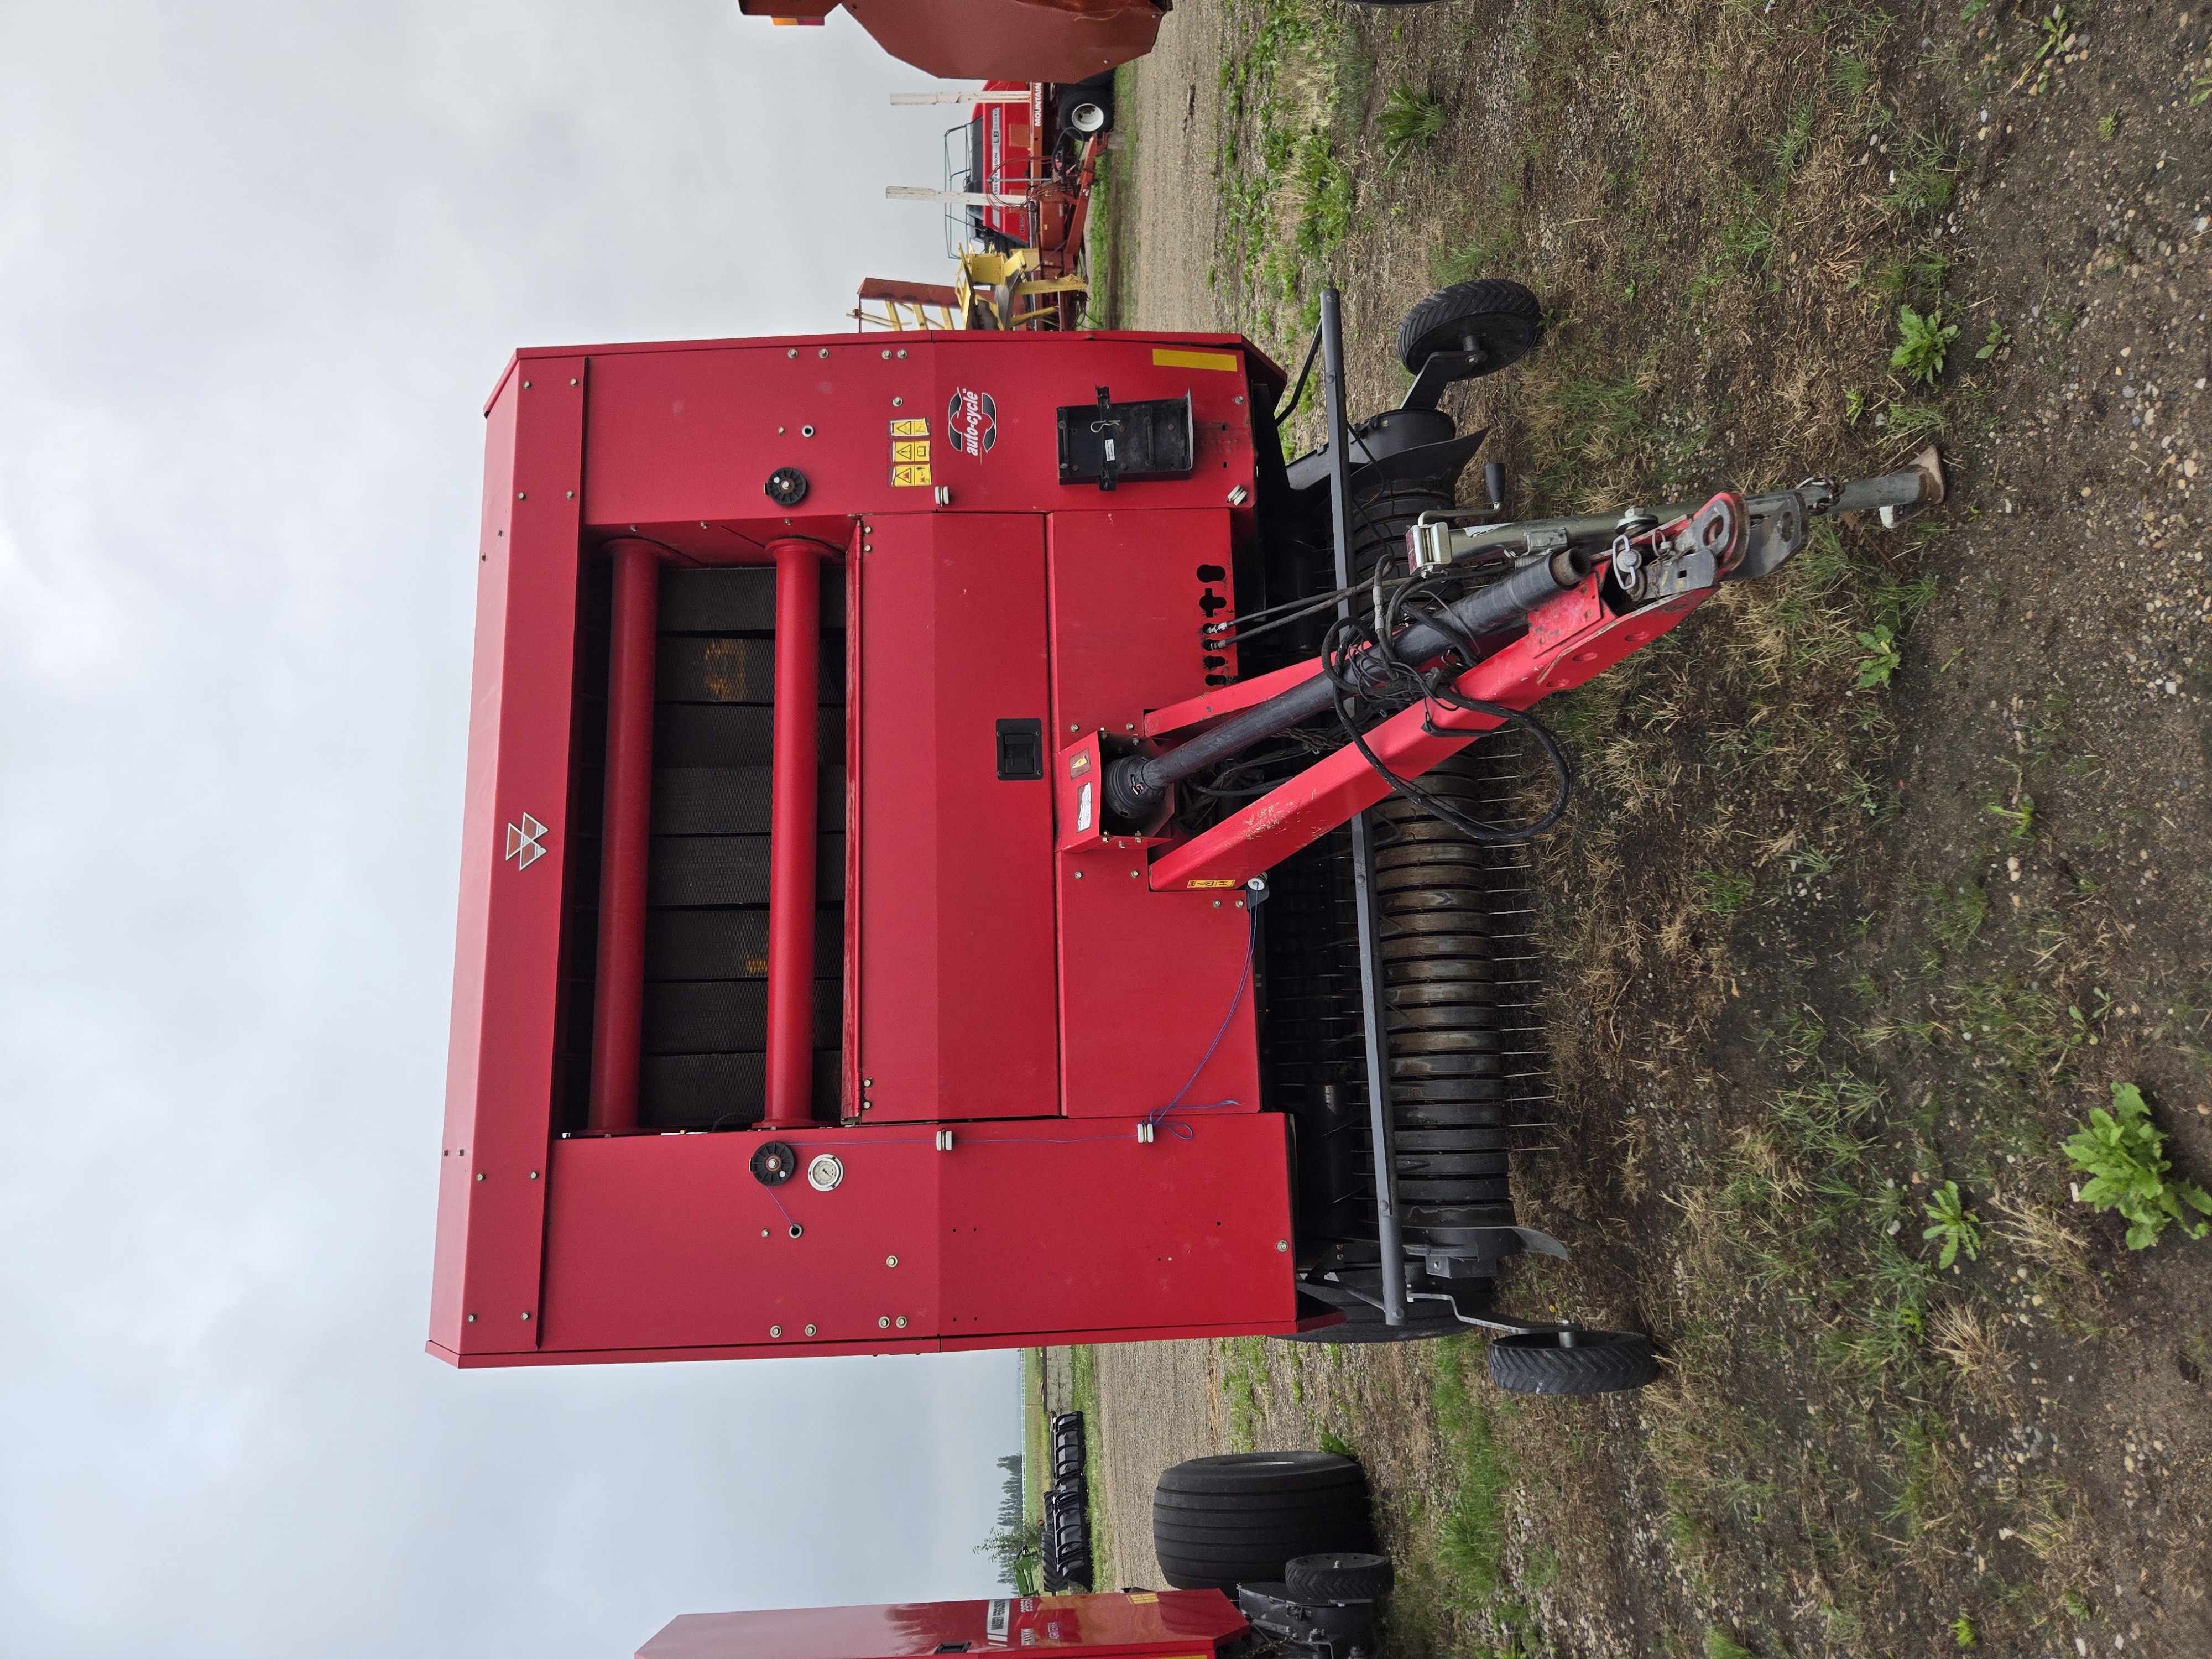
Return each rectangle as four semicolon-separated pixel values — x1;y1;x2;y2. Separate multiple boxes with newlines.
938;1115;1296;1338
857;513;1058;1121
536;1131;940;1354
429;362;589;1357
1047;509;1260;1119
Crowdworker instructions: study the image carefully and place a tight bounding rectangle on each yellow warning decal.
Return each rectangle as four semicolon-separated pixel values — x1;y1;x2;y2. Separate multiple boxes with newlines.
1187;878;1239;889
892;440;931;462
1152;348;1240;372
889;418;930;437
1124;1593;1160;1604
891;463;933;487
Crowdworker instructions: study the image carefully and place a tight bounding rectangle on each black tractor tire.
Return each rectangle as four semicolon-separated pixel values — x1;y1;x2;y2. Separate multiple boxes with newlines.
1285;1551;1397;1604
1395;279;1543;379
1152;1453;1374;1592
1156;1451;1366;1498
1486;1329;1659;1395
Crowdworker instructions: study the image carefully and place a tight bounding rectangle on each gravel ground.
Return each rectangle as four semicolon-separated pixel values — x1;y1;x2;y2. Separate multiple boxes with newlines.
1087;1341;1225;1590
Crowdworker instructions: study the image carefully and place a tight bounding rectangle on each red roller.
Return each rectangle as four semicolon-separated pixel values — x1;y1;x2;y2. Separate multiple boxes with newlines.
763;538;822;1126
588;538;660;1133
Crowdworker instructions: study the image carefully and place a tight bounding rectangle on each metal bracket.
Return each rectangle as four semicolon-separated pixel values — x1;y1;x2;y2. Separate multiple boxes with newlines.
1400;346;1487;412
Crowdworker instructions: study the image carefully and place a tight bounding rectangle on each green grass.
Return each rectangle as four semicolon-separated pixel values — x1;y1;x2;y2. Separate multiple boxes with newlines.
1696;869;1756;914
1428;1338;1515;1609
1379;82;1447;160
1220;1335;1267;1452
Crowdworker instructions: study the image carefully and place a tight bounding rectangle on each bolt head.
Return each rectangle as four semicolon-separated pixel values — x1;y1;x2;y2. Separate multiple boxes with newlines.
886;1255;899;1267
817;348;828;359
771;1324;783;1337
466;1313;476;1322
805;1323;818;1336
895;1316;907;1329
1276;1240;1288;1251
879;1316;890;1328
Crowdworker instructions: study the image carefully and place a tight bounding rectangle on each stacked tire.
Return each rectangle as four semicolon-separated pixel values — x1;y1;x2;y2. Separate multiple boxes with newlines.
1151;1452;1374;1592
1041;1412;1093;1592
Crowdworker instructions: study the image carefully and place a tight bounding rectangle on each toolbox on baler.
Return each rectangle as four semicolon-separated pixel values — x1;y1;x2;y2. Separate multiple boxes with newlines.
430;291;1942;1384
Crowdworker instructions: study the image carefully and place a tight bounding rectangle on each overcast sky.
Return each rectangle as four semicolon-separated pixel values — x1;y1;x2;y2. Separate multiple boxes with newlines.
0;5;1020;1655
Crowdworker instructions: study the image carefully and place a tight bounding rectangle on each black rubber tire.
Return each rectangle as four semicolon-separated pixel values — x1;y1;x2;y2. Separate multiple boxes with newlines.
1151;1452;1375;1592
1155;1451;1366;1498
1395;279;1543;378
1154;1517;1364;1552
1486;1329;1659;1396
1151;1489;1369;1523
1285;1552;1396;1604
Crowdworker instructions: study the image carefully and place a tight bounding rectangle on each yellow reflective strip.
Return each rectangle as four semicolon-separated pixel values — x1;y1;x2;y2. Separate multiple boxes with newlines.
1151;348;1240;372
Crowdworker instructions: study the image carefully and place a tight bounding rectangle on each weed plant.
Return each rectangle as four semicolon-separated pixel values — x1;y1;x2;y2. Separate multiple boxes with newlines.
2063;1082;2212;1247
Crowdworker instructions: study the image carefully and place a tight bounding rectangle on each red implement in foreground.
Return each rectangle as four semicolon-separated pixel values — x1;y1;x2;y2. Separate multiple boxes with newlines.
429;297;1937;1378
639;1589;1246;1659
432;327;1308;1369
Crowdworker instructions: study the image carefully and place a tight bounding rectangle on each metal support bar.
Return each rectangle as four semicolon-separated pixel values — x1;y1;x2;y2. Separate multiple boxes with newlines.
763;539;822;1128
1321;288;1406;1329
588;539;660;1134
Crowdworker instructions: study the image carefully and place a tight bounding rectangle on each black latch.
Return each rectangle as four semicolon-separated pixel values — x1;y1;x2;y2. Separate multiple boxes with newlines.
995;718;1044;780
1056;386;1195;491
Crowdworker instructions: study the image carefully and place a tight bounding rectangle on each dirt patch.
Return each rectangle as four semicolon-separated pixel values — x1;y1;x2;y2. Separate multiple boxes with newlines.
1095;0;2212;1653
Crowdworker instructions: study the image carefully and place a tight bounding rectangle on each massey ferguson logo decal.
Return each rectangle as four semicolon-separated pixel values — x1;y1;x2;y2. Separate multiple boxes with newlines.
948;387;998;456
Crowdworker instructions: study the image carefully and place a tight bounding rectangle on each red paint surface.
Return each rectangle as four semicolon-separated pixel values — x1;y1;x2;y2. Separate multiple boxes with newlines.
431;331;1329;1368
765;539;823;1126
1149;579;1713;891
856;513;1058;1121
528;1115;1295;1358
432;362;588;1355
589;539;660;1133
639;1588;1245;1659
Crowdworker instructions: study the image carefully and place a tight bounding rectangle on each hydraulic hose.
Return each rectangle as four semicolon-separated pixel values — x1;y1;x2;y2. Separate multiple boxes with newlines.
1105;547;1589;818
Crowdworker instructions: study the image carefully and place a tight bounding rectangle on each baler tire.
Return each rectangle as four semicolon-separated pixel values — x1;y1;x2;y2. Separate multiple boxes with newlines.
1284;1552;1397;1604
1485;1329;1659;1396
1150;1489;1369;1524
1395;280;1543;378
1154;1451;1366;1499
1152;1517;1367;1552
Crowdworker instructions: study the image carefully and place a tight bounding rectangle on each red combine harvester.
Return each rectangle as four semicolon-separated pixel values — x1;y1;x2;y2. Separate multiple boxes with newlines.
430;280;1940;1390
